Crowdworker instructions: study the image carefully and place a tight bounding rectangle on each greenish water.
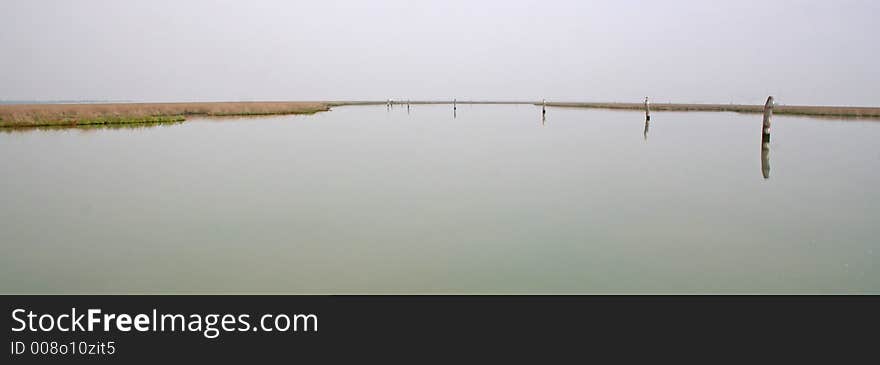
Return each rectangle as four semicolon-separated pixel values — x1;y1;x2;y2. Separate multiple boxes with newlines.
1;104;878;293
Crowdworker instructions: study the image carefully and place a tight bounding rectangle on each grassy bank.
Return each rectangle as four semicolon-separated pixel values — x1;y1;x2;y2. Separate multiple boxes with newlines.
0;102;330;128
544;102;880;119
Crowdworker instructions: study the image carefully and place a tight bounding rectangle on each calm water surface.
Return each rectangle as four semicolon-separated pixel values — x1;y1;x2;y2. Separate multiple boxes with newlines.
1;105;878;293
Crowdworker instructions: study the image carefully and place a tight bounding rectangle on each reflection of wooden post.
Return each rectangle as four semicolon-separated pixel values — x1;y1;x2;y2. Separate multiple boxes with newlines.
761;141;771;179
644;97;650;121
542;99;546;115
762;96;774;143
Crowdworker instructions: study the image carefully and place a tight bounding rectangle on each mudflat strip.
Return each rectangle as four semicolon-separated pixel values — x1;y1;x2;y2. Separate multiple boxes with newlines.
545;102;880;119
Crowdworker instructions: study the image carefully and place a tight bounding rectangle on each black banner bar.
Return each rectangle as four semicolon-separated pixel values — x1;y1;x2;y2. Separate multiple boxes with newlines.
3;296;876;362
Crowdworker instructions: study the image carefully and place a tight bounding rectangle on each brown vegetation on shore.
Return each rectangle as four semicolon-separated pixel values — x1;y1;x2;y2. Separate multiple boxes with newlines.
0;102;330;128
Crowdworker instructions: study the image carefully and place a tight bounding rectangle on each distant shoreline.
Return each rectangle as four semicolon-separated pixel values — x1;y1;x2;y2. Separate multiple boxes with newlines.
2;100;879;129
542;102;880;119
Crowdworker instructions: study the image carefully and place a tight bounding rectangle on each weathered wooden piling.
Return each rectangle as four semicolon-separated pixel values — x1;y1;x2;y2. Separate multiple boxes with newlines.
759;96;774;179
643;120;649;141
644;97;650;121
542;99;546;115
762;96;774;143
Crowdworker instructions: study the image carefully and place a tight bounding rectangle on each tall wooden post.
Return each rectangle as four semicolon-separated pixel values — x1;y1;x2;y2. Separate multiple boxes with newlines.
540;99;547;125
762;96;774;143
644;96;651;121
760;96;774;179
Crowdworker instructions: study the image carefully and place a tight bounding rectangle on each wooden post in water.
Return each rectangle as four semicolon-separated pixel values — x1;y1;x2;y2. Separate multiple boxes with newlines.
542;99;546;115
760;96;774;179
643;97;650;140
453;98;457;118
762;96;774;143
407;100;410;114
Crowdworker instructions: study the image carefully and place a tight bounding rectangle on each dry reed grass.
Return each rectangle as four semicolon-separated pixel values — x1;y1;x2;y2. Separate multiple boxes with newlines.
0;102;330;128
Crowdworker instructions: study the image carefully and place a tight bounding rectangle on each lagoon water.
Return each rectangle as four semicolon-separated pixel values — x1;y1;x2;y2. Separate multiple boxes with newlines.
1;104;878;293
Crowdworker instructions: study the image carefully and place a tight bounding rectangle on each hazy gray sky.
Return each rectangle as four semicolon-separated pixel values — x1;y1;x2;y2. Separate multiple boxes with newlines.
1;0;877;105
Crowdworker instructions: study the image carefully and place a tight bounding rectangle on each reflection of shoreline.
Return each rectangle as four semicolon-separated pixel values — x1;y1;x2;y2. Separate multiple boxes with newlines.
0;120;186;134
